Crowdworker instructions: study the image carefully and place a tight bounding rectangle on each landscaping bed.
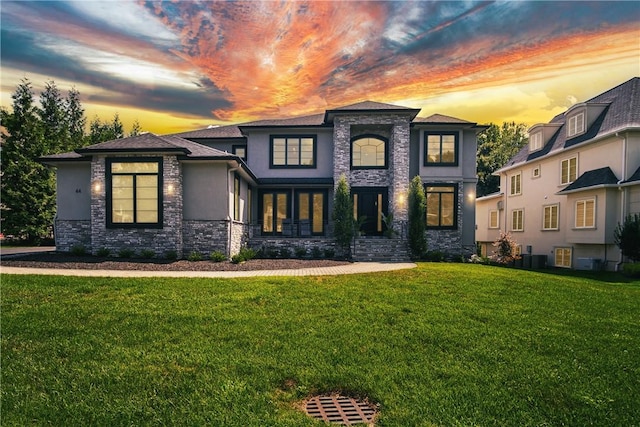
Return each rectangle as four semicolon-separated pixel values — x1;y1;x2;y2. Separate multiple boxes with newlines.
1;252;350;271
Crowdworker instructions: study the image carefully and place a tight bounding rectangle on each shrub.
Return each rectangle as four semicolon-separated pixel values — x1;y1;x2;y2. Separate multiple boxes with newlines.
70;244;87;256
231;254;245;264
425;250;444;262
408;176;427;259
165;250;178;260
311;246;322;259
96;247;111;257
279;247;291;259
382;213;398;238
614;213;640;262
324;248;335;259
622;262;640;278
187;251;203;261
239;246;256;261
118;248;135;258
294;247;307;258
210;251;227;262
139;249;155;259
490;231;521;264
332;174;354;259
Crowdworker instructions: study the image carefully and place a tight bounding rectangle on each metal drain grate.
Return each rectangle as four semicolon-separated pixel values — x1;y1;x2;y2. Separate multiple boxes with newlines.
305;394;378;425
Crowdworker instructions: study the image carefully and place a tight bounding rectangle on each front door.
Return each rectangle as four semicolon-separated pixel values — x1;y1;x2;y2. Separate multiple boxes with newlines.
353;187;388;236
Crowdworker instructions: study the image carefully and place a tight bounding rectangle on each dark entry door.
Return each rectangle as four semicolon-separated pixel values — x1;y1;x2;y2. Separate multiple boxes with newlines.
353;188;388;236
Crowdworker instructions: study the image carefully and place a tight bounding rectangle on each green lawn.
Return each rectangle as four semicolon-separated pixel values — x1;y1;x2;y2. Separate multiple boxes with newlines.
2;264;639;426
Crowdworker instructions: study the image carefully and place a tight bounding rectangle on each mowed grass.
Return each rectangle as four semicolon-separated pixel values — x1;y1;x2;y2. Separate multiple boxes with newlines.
2;264;639;426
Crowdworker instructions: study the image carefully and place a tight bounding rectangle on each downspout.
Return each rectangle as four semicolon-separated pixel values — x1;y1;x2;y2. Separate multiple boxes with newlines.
615;131;627;271
227;162;240;257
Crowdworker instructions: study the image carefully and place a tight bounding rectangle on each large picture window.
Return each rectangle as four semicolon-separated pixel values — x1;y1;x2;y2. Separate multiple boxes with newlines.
425;184;457;229
424;132;458;166
351;135;387;168
107;158;162;228
270;135;316;168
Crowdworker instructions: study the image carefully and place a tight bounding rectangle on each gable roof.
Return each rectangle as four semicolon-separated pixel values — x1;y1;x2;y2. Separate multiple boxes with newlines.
239;113;326;129
557;166;619;194
413;113;474;124
324;100;421;122
501;77;640;171
169;124;244;139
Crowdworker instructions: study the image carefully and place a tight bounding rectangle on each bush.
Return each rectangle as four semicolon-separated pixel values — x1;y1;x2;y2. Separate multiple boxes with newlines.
490;231;521;264
118;248;135;258
239;246;256;261
622;263;640;278
323;248;335;259
96;247;111;257
614;214;640;262
139;249;155;259
231;254;245;264
187;251;203;261
311;246;322;259
425;250;444;262
294;247;307;258
279;247;291;259
210;251;227;262
408;176;427;259
332;174;354;259
165;250;178;260
70;244;87;256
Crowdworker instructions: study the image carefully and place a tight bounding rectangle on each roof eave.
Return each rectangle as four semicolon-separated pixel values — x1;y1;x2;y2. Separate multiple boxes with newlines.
325;108;421;123
556;184;619;195
75;147;190;155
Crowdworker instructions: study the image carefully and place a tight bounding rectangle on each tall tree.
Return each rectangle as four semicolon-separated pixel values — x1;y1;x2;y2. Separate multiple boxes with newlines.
476;122;529;197
408;175;427;259
65;86;86;150
88;113;126;144
332;175;354;259
129;119;142;137
0;79;54;242
38;80;68;153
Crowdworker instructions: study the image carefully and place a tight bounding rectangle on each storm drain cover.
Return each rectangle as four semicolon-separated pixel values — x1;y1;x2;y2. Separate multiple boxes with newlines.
305;394;378;425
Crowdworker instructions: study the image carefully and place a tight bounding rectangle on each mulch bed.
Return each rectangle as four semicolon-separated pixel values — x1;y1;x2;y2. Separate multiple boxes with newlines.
1;252;350;271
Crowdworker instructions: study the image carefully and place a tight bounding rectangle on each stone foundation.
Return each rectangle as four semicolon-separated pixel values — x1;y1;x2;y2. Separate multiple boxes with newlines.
55;219;91;252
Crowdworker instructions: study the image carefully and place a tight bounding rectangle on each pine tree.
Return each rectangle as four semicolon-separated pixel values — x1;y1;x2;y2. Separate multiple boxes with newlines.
0;79;54;242
332;175;354;259
129;119;142;137
408;175;427;259
65;86;86;150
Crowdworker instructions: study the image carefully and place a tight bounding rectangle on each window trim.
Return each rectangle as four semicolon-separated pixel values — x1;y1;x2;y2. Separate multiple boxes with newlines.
106;157;163;229
423;132;459;166
542;203;559;231
489;209;499;229
425;183;458;230
575;197;596;229
529;131;543;152
561;156;578;185
258;189;291;235
567;111;585;138
511;208;524;232
350;134;388;169
269;135;317;169
509;172;522;196
532;165;541;179
554;247;572;268
294;189;328;235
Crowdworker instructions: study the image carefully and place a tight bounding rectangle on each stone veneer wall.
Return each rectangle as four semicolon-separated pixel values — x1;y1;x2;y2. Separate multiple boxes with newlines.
424;180;473;257
90;154;183;258
229;221;248;255
333;114;411;225
182;220;227;256
55;219;91;252
248;237;336;256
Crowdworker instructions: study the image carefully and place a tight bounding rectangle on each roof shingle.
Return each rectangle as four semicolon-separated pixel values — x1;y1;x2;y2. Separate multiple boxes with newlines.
557;166;619;194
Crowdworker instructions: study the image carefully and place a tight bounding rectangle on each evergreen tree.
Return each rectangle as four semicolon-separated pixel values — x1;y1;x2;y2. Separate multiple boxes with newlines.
614;214;640;262
408;175;427;259
332;175;354;259
0;79;54;242
65;86;86;150
129;119;142;137
89;113;126;144
477;122;528;197
38;80;68;153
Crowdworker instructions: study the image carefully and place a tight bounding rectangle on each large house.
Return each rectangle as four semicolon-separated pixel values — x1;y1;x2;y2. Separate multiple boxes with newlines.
476;78;640;270
42;101;485;261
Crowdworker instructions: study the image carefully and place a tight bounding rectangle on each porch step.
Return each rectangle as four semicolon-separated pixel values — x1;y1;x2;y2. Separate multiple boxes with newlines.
352;238;411;262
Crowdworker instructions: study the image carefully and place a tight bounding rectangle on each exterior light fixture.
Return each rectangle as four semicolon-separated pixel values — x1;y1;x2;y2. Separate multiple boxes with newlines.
93;182;101;194
167;184;175;195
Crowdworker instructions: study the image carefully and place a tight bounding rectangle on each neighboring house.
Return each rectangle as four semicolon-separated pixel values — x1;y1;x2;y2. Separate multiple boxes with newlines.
476;78;640;270
42;101;485;261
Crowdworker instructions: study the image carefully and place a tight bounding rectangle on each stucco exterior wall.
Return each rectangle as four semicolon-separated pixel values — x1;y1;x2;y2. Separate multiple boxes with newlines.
183;162;228;220
56;163;91;220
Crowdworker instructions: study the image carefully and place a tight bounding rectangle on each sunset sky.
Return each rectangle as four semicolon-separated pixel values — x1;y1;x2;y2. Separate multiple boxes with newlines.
1;0;638;134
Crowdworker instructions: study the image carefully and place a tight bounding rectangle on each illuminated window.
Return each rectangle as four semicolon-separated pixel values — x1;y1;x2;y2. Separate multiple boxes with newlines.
351;136;387;168
511;209;524;232
232;145;247;161
261;191;289;234
510;173;522;196
424;132;458;166
575;198;595;228
233;174;240;221
530;132;543;152
555;247;572;268
543;204;559;230
107;159;162;228
561;157;578;185
296;190;327;235
425;184;457;229
270;136;316;168
489;210;499;229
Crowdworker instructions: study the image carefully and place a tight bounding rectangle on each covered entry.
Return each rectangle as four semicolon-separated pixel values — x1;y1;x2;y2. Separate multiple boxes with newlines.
352;187;388;236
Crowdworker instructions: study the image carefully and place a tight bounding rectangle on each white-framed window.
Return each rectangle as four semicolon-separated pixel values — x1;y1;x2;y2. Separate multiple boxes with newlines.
575;198;595;228
561;156;578;185
543;204;559;230
567;112;585;137
532;165;541;178
510;173;522;196
555;247;572;268
511;209;524;232
529;132;543;152
489;210;499;229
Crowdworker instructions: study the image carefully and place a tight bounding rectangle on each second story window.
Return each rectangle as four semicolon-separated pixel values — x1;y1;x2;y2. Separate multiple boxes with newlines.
425;184;457;229
561;156;577;185
509;173;521;196
575;198;595;228
567;112;585;137
511;209;524;232
424;132;458;166
232;145;247;161
489;210;499;229
529;132;543;152
270;135;316;168
543;204;559;230
351;136;387;168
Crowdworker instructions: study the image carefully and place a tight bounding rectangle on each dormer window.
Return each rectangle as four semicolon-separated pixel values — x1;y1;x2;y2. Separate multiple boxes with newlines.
567;112;585;138
529;132;543;152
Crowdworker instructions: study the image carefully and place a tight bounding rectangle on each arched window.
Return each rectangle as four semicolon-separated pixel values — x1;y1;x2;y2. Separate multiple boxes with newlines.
351;136;387;168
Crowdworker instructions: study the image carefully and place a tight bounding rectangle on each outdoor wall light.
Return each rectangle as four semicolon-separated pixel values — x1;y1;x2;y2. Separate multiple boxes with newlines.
93;182;101;194
167;184;175;195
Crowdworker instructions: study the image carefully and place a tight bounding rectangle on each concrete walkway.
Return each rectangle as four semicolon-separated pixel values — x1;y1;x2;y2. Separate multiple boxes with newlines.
1;262;417;278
